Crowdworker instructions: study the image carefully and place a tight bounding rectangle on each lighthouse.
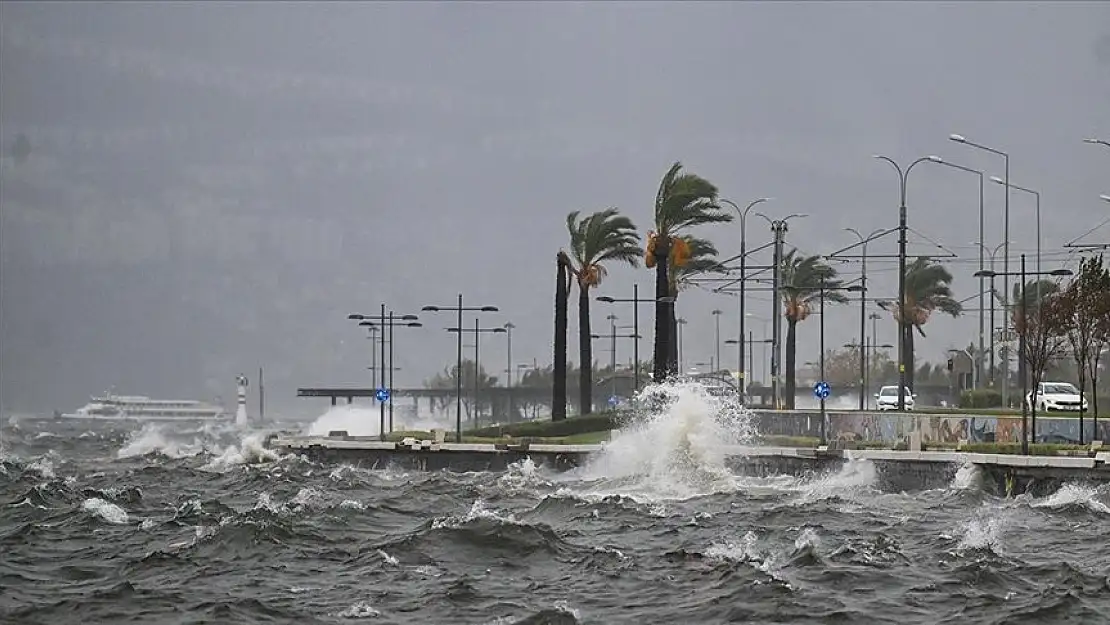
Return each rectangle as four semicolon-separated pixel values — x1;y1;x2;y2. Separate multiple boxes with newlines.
235;374;249;427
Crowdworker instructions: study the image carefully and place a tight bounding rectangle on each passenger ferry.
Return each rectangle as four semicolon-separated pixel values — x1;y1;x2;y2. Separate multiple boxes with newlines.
59;393;229;422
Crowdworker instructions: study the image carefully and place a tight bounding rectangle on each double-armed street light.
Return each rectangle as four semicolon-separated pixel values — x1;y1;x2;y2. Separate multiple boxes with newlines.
445;320;507;428
597;285;675;392
872;153;933;411
754;210;808;409
974;257;1073;455
721;197;772;404
421;296;500;442
349;309;422;440
975;241;1009;391
950;133;1015;408
843;227;886;409
927;155;988;389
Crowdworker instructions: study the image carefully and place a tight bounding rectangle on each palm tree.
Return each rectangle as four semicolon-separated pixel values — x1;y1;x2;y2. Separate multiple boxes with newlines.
552;251;573;421
879;257;962;390
566;209;642;415
780;249;847;409
667;236;728;372
647;162;732;383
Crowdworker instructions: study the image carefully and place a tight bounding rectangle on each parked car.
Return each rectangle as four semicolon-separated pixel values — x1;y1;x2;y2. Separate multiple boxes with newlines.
875;385;916;411
1025;382;1088;412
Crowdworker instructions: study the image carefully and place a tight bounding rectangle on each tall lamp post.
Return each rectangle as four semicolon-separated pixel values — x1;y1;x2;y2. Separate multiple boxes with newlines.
974;257;1072;454
754;211;808;409
844;227;884;408
873;154;931;411
597;286;675;392
421;296;500;443
975;241;1008;388
989;176;1041;279
349;309;421;440
722;197;771;401
927;155;986;388
950;134;1012;406
1084;138;1110;148
446;320;507;428
504;322;516;421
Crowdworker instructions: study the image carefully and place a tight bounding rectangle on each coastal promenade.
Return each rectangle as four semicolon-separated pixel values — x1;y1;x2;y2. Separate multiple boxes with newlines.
266;432;1110;497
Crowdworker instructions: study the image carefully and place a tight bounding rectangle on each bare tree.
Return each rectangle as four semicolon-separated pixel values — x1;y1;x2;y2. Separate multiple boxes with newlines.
1017;286;1070;439
1061;254;1110;443
1089;258;1110;429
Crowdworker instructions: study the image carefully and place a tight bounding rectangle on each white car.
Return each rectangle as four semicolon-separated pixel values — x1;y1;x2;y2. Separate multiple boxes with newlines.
875;385;916;411
1026;382;1089;412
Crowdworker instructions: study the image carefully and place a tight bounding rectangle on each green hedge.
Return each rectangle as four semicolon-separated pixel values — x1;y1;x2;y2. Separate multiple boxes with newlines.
466;411;624;439
959;388;1004;409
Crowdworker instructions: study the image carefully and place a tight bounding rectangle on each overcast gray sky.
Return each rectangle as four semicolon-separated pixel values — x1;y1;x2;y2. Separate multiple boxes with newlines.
1;1;1108;416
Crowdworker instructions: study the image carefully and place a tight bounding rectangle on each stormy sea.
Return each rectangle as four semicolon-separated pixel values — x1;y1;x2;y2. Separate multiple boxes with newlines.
2;383;1109;625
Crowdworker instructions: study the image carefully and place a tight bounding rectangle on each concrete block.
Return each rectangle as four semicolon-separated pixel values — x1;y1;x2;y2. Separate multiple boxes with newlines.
908;432;922;452
1094;452;1110;464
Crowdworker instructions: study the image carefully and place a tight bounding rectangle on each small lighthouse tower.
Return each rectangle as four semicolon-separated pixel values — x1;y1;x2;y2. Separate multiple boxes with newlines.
235;374;249;427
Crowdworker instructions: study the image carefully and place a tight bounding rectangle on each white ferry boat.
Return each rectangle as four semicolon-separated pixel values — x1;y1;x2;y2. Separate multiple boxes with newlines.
59;393;229;422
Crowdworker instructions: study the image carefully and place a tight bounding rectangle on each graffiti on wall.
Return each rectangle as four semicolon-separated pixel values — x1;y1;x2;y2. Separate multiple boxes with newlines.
754;411;1110;445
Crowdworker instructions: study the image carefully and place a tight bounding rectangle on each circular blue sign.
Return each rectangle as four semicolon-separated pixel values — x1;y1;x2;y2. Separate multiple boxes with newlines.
375;387;390;402
813;381;831;400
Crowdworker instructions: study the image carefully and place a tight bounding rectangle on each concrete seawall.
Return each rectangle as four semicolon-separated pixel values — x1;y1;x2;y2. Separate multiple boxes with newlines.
749;409;1110;446
267;435;1110;497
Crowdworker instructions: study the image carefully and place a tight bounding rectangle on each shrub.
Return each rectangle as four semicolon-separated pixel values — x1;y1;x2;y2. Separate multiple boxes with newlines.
959;388;1004;409
467;411;625;438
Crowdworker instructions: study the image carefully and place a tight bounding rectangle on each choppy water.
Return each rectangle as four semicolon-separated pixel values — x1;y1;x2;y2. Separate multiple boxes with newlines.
3;383;1110;625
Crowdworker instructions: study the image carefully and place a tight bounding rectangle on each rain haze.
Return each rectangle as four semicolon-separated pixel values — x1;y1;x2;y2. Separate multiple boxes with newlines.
1;1;1108;418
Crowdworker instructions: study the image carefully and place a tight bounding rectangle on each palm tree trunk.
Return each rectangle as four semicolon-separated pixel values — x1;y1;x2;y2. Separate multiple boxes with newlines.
553;255;569;421
906;325;917;392
785;318;798;409
652;242;673;383
578;283;593;415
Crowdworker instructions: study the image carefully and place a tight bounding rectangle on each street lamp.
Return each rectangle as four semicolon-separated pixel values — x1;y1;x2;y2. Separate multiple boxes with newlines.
422;296;500;442
973;241;1009;389
928;155;987;389
721;197;771;402
989;176;1041;278
1100;195;1110;203
349;310;422;440
974;257;1073;454
597;285;675;391
872;154;932;411
754;211;808;409
676;317;688;372
844;227;884;408
950;133;1013;409
446;321;507;428
1085;138;1110;148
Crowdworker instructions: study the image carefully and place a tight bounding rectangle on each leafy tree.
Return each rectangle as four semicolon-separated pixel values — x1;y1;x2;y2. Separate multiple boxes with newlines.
1059;255;1109;441
780;249;846;409
879;257;962;391
565;209;641;414
425;359;499;425
645;162;731;382
1017;288;1070;440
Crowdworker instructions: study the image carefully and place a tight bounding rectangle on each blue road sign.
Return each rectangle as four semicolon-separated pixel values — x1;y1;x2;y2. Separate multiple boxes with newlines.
375;387;391;402
608;395;620;408
813;381;831;400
